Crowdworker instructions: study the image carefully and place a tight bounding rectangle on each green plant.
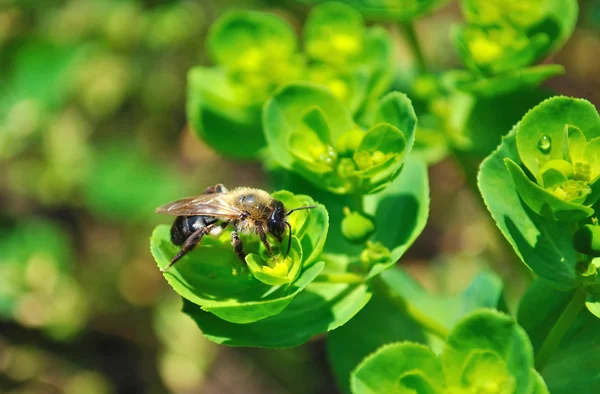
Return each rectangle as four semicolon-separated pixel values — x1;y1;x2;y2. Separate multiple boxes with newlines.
150;1;599;393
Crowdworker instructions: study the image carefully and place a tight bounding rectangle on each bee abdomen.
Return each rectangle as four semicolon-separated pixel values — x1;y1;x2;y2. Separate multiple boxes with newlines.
171;216;218;245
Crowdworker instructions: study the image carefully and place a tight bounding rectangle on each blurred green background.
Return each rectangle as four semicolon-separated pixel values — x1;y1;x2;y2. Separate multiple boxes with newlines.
1;1;599;393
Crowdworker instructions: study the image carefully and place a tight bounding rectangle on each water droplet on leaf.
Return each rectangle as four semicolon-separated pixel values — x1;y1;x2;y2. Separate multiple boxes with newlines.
537;135;551;153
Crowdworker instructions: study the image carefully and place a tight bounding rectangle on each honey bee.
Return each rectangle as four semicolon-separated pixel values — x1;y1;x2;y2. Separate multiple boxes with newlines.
155;184;316;272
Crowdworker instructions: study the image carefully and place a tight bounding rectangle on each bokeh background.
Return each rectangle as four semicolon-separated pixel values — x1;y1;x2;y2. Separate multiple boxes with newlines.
1;1;599;393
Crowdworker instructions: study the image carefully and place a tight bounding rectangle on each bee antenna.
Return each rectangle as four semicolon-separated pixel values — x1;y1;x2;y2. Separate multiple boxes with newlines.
285;221;293;256
286;205;317;216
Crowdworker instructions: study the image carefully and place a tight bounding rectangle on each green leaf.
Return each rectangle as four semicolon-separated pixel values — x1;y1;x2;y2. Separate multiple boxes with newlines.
518;279;600;393
530;370;550;394
264;82;355;169
459;0;578;60
364;157;429;278
478;128;579;289
357;26;395;118
442;64;564;97
442;310;534;394
373;92;417;155
297;0;451;22
182;280;372;347
586;293;600;319
516;96;600;180
151;225;324;324
378;268;504;330
208;10;297;68
353;123;406;180
351;342;444;394
328;268;502;394
517;279;575;352
453;24;545;74
328;292;427;394
150;190;328;324
264;83;416;195
505;158;593;221
304;2;365;65
186;67;265;158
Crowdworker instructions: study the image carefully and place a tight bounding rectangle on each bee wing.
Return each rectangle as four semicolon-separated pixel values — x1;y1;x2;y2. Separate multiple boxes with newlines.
155;193;243;218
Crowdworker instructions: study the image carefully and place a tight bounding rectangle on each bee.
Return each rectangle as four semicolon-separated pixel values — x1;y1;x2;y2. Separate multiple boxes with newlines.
155;184;316;272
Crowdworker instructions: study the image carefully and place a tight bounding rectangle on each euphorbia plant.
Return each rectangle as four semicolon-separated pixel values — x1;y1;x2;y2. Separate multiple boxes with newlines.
187;2;394;158
150;1;599;393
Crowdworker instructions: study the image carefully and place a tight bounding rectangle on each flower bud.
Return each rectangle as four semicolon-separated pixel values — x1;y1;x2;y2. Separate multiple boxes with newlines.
552;180;591;204
336;128;365;155
573;225;600;257
360;242;391;272
337;157;357;178
573;161;592;182
353;150;374;171
341;208;375;244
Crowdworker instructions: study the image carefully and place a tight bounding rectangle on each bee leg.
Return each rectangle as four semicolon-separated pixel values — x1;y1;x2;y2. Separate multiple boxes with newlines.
231;231;246;263
161;225;210;272
257;227;273;257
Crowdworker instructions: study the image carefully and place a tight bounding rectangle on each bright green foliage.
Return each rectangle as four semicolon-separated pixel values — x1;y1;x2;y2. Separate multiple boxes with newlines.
441;64;564;97
442;310;536;394
351;310;545;394
150;191;328;324
264;82;416;194
352;342;445;394
460;0;578;55
187;2;394;158
328;269;503;393
138;1;599;392
181;279;372;347
447;0;578;95
378;268;504;330
297;0;450;21
511;97;600;219
362;157;428;277
478;97;600;290
479;126;579;289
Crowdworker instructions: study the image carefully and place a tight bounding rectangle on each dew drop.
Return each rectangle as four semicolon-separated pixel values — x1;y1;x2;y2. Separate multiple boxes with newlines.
537;135;551;154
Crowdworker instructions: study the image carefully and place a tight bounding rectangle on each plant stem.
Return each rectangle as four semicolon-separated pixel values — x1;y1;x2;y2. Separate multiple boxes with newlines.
314;272;365;284
400;21;428;74
350;193;364;212
372;276;449;340
534;288;587;371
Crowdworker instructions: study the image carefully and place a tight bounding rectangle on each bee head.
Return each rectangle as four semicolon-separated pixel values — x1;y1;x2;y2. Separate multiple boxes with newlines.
268;201;318;256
